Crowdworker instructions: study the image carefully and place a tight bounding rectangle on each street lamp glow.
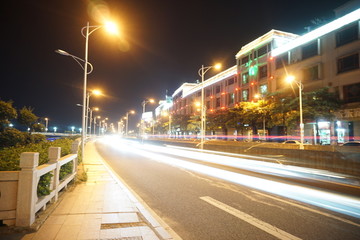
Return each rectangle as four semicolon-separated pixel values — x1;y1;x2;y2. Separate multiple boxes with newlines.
286;75;295;83
104;21;119;35
92;89;102;96
214;63;222;70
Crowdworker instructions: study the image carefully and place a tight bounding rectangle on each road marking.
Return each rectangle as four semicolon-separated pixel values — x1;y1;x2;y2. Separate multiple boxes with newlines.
252;191;360;228
200;196;302;240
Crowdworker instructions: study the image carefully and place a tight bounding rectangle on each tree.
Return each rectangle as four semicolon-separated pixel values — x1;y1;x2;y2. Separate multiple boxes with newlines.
18;106;38;132
32;123;46;132
0;127;27;148
0;100;17;131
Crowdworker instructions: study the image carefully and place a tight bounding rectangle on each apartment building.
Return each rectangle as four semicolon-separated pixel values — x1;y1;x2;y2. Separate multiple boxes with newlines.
164;1;360;143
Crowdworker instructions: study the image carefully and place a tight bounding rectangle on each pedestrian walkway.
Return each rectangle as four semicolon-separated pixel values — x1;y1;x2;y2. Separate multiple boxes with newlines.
20;141;176;240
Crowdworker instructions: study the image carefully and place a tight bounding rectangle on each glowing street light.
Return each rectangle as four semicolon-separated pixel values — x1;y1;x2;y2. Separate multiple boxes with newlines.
53;126;57;133
198;63;221;149
125;110;135;136
56;20;118;157
286;75;304;150
44;118;49;132
141;99;155;138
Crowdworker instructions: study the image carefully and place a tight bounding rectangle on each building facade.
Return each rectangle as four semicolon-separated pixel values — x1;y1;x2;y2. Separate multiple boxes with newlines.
163;2;360;143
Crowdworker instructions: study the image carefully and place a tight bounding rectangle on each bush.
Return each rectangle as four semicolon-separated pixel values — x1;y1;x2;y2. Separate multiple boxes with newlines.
0;128;27;148
29;134;47;144
59;161;73;180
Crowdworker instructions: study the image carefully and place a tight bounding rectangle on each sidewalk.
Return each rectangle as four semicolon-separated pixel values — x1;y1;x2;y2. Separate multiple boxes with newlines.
20;141;176;240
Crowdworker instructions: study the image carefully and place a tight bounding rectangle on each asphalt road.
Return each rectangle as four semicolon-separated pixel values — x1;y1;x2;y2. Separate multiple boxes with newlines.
95;138;360;240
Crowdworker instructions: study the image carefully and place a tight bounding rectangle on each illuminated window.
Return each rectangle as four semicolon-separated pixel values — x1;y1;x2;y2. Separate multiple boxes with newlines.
275;54;288;69
242;72;249;84
228;93;235;104
242;89;249;101
336;23;358;47
259;65;267;79
337;53;359;73
302;40;318;60
215;85;221;94
216;97;221;107
303;65;320;81
260;84;268;95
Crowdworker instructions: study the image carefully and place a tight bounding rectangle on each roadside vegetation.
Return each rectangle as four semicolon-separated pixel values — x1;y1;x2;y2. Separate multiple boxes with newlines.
0;99;80;196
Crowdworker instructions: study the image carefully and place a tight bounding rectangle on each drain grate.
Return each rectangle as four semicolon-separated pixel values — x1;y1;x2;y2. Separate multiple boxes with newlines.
101;222;147;229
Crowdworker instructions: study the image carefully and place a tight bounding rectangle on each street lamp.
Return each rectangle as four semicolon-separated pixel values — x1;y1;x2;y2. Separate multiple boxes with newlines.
56;21;118;161
198;63;221;149
254;94;266;141
286;75;304;150
125;110;135;136
88;107;99;136
44;118;49;132
141;99;155;137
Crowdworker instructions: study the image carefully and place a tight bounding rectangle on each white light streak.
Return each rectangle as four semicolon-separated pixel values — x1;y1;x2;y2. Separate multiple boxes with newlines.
99;137;360;218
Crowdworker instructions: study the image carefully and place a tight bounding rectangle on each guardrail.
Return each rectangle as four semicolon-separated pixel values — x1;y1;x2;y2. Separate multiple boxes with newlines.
0;140;80;227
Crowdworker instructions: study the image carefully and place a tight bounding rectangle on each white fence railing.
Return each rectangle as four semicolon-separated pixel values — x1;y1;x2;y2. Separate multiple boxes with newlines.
0;140;80;227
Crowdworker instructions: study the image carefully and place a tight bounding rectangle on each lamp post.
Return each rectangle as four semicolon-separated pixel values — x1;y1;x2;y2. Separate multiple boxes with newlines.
125;110;135;136
254;94;266;141
56;21;118;160
44;118;49;132
141;99;155;138
88;107;99;136
94;116;100;135
286;75;304;150
86;90;101;135
198;64;221;149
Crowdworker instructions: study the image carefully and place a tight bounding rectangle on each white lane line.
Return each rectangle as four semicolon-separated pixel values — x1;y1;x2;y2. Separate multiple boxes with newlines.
252;191;360;228
200;196;302;240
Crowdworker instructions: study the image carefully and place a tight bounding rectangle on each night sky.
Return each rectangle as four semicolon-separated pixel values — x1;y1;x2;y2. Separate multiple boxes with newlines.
0;0;349;132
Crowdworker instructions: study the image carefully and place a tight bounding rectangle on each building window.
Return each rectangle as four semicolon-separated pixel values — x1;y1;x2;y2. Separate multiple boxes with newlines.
256;43;271;58
343;83;360;103
302;40;318;60
241;55;249;65
259;65;267;79
228;93;235;104
337;53;359;73
206;101;211;110
260;84;268;95
242;72;249;84
275;54;288;69
227;78;234;85
206;89;211;97
215;85;221;94
303;65;320;81
216;97;221;107
242;89;249;101
336;23;358;47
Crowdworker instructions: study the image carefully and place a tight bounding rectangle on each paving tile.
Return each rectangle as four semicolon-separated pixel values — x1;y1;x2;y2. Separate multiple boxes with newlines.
99;228;122;239
120;227;142;238
63;214;85;226
101;213;119;224
118;213;140;223
32;224;62;240
44;215;67;225
55;225;81;240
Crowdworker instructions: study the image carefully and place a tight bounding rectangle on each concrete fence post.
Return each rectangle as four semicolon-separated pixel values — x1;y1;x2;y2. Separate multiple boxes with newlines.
71;140;80;154
49;147;61;202
16;152;39;227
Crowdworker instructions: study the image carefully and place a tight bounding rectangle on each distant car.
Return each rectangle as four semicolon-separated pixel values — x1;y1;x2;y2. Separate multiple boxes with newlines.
342;141;360;146
282;140;301;144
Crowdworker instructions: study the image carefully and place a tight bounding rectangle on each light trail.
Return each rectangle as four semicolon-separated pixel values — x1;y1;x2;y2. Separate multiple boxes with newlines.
99;137;360;219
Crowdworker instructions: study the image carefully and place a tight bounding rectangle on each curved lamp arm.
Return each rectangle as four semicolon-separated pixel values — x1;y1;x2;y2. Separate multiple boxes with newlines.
81;25;102;38
55;49;93;74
